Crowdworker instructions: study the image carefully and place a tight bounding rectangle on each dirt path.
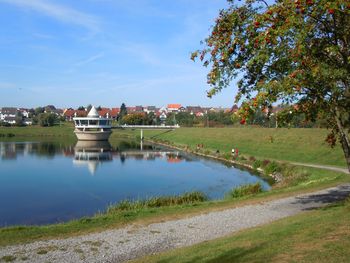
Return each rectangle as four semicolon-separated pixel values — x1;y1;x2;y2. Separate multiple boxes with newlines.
1;184;349;263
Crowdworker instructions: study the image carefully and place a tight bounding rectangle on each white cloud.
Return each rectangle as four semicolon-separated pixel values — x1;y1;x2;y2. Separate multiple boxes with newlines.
74;52;105;67
0;0;99;32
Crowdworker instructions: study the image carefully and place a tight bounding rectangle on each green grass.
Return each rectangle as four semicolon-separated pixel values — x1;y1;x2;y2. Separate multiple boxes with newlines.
107;192;208;212
0;123;74;138
225;182;263;199
135;198;350;263
138;127;346;167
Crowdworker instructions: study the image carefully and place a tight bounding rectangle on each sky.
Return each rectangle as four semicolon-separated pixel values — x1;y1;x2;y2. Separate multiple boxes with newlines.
0;0;239;109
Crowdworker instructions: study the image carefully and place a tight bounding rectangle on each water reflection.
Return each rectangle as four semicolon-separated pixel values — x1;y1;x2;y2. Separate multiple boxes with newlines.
0;140;271;226
73;141;113;175
0;141;187;172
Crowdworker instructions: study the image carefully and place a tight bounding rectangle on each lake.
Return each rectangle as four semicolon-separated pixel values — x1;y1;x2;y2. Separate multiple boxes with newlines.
0;140;270;226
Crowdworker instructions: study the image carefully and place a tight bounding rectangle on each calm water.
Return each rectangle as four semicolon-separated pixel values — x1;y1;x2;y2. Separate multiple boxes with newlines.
0;140;270;226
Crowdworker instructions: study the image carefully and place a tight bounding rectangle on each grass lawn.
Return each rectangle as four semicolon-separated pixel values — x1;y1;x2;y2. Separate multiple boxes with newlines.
137;127;346;167
135;198;350;263
0;123;75;138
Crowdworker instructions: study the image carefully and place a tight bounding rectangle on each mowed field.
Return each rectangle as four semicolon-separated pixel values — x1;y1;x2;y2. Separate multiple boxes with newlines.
140;127;346;167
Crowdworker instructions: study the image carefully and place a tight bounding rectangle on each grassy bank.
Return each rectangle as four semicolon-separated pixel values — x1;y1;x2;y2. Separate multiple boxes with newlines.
1;125;345;167
138;127;346;167
0;166;349;247
135;197;350;263
0;123;74;138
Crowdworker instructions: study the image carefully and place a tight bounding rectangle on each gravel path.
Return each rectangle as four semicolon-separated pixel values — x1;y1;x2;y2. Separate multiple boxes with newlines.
1;184;349;263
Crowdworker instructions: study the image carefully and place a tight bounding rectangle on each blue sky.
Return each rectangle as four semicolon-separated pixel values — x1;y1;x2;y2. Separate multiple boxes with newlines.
0;0;238;108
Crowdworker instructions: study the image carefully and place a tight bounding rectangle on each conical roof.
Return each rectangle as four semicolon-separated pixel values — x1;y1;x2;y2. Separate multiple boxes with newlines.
87;106;99;117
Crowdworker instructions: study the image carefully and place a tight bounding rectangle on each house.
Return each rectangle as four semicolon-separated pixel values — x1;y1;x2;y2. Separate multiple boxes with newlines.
159;111;167;123
23;118;33;125
135;105;144;113
126;107;136;113
63;109;87;121
0;107;18;120
52;109;64;116
98;108;111;118
4;116;16;125
186;106;204;116
159;106;168;114
178;106;186;112
167;104;182;113
18;108;30;118
111;108;120;119
144;106;156;114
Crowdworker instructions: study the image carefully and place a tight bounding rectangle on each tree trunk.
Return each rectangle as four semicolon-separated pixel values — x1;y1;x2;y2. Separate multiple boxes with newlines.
334;109;350;172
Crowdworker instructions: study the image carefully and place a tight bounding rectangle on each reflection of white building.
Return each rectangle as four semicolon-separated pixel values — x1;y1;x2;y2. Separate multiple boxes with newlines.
73;141;112;175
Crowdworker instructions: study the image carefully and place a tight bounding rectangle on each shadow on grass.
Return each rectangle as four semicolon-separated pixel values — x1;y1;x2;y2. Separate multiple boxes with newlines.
293;184;350;210
156;243;268;263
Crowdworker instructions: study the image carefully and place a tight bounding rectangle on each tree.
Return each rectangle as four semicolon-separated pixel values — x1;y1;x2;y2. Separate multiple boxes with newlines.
119;103;127;121
34;107;44;115
38;113;57;127
192;0;350;171
77;106;85;111
15;111;23;126
121;113;146;125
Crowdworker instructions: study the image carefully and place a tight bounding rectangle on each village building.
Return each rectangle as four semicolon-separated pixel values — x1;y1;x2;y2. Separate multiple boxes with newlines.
167;104;182;113
144;106;156;114
186;106;204;116
0;107;18;120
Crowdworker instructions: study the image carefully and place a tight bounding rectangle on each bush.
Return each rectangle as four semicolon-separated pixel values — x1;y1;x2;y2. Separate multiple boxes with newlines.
239;156;247;161
225;182;263;199
252;159;262;169
276;165;310;187
107;191;208;213
264;161;280;175
262;159;271;167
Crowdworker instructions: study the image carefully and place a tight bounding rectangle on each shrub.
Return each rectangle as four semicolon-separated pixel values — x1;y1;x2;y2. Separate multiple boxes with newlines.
276;165;310;187
264;161;280;175
239;156;247;161
225;182;263;199
252;159;262;170
262;159;271;167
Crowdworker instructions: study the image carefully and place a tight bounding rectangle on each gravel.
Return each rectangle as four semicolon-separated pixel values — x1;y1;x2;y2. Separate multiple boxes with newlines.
1;184;349;263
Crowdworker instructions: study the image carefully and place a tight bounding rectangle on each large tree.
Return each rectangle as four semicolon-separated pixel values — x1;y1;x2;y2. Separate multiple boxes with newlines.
192;0;350;171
